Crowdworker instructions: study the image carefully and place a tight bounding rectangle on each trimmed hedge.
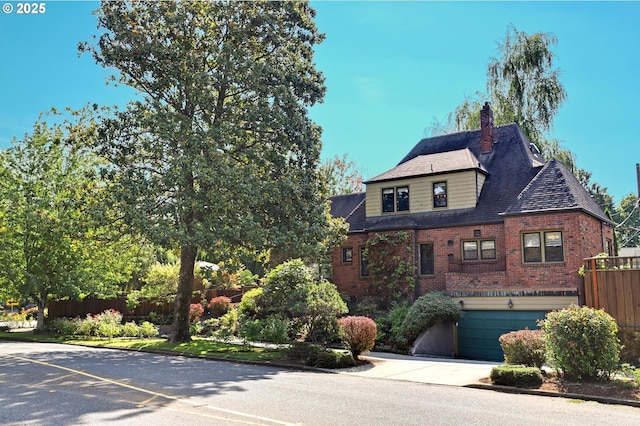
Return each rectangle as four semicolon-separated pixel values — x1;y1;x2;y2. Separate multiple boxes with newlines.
490;365;543;387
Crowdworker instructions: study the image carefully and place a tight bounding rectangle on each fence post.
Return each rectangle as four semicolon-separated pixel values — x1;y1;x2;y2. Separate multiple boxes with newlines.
590;258;599;309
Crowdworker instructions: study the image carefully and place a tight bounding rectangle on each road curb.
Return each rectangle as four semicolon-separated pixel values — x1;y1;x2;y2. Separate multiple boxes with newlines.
465;383;640;408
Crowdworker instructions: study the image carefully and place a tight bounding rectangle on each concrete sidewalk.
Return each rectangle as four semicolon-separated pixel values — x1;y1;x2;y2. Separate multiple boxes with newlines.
339;352;500;386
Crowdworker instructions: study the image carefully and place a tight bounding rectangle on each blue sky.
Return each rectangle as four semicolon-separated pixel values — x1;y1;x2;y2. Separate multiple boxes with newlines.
1;1;638;203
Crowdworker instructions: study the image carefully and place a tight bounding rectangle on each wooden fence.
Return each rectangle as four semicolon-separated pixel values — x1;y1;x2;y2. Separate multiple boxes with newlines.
583;256;640;329
48;288;252;319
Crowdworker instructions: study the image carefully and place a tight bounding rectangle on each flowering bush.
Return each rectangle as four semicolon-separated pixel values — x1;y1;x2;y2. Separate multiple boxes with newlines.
208;296;231;318
190;303;204;323
338;316;377;359
499;328;545;368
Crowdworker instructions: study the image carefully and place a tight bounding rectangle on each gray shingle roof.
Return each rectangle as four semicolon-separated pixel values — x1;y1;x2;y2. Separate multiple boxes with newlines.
331;123;612;232
329;192;366;232
503;158;610;222
365;148;487;184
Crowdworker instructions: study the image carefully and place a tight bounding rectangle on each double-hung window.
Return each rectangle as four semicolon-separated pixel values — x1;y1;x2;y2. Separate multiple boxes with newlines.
360;247;369;277
462;240;496;261
433;182;447;208
522;231;564;263
342;247;353;263
419;243;434;275
382;186;410;213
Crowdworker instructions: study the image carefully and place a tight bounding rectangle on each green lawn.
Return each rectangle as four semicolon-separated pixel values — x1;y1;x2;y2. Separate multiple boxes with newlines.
0;330;284;363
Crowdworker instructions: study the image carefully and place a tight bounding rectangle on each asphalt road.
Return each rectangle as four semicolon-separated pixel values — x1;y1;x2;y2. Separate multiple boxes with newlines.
1;341;639;425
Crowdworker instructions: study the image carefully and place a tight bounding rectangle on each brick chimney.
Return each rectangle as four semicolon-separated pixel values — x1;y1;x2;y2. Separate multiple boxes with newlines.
480;102;494;153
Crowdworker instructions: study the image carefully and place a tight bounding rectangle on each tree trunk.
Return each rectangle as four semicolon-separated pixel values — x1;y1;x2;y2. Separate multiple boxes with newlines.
36;300;46;332
168;244;198;342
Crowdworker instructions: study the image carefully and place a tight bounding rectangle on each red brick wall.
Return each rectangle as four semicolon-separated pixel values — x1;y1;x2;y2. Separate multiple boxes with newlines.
503;211;612;292
332;211;613;299
416;224;505;294
332;234;371;297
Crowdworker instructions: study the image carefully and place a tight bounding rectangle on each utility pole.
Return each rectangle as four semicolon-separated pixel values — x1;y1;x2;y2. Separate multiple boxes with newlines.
637;163;640;208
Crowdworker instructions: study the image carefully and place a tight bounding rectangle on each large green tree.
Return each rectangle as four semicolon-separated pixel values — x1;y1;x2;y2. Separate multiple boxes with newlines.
0;112;143;330
82;0;343;342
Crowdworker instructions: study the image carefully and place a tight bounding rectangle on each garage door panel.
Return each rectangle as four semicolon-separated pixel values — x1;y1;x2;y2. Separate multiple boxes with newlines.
457;310;546;361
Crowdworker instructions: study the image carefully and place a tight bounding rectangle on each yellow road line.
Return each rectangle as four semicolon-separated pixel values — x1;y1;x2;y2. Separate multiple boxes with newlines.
0;353;300;426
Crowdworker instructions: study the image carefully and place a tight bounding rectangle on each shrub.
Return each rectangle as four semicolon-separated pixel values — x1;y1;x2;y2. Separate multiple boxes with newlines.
284;342;323;366
49;318;79;336
94;310;124;339
259;315;290;344
189;303;204;323
290;279;347;344
490;365;543;387
121;322;141;337
338;316;377;359
619;329;640;367
338;352;356;368
237;287;263;319
208;296;231;318
399;292;461;345
350;296;382;318
316;350;341;368
77;314;100;336
239;319;263;341
95;309;123;325
148;311;173;325
218;309;239;337
499;328;545;368
261;260;347;343
375;301;409;351
139;321;159;338
198;318;221;336
261;259;313;316
98;321;121;339
541;305;620;380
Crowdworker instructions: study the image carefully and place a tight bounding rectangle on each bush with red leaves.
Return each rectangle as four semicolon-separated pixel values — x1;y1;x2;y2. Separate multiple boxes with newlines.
338;316;377;359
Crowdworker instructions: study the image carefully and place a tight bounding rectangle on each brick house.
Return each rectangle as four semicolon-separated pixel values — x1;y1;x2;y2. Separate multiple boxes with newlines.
329;103;614;360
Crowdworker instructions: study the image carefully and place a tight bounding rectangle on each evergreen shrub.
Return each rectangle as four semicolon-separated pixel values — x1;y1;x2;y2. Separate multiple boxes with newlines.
399;292;461;344
490;365;543;387
541;305;620;380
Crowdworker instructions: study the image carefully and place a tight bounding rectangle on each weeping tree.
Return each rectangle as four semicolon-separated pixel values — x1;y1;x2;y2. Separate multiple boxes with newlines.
448;25;567;150
81;0;345;342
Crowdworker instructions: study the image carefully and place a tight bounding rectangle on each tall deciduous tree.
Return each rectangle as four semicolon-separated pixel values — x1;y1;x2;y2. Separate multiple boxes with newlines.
0;112;143;330
82;0;343;342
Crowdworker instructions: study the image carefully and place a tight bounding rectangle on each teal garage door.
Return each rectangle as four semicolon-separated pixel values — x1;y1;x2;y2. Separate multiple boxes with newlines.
457;310;547;361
